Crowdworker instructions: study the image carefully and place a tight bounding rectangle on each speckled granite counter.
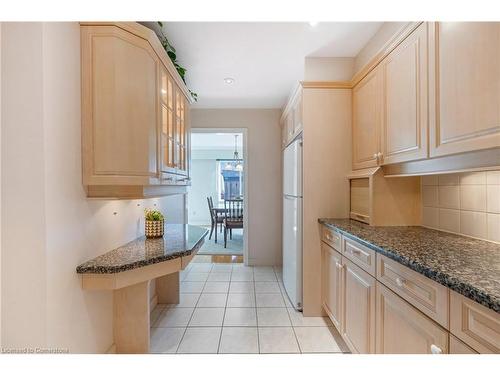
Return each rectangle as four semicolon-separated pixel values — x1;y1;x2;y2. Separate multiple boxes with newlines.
76;224;208;274
318;218;500;313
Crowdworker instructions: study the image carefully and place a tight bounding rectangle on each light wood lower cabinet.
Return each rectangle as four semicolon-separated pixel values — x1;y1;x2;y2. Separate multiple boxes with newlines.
321;243;343;331
376;282;449;354
341;258;376;354
321;228;496;354
450;290;500;353
450;335;478;354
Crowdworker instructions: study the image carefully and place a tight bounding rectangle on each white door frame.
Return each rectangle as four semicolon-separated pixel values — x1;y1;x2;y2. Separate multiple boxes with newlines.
190;128;249;264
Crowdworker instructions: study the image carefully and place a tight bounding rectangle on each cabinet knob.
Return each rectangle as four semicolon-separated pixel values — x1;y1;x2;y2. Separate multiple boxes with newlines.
373;153;378;159
430;344;443;354
335;262;343;269
395;277;406;287
377;152;383;159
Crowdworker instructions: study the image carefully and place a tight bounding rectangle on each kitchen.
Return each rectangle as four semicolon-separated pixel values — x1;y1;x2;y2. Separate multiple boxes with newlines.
0;1;499;373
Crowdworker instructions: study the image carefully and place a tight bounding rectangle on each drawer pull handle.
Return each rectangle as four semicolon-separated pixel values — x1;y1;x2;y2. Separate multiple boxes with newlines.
335;262;343;270
430;344;442;354
350;248;361;256
395;277;406;287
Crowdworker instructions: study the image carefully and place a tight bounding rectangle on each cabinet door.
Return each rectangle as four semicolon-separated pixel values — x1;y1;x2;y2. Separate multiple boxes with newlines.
321;243;343;331
81;26;159;185
341;258;376;353
160;67;176;178
376;282;449;354
381;23;428;165
450;335;478;354
429;22;500;157
352;68;382;170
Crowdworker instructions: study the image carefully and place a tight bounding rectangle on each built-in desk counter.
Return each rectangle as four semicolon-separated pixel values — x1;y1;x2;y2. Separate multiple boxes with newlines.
76;224;208;353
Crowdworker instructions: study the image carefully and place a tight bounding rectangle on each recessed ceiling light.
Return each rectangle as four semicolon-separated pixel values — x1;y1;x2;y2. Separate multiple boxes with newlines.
309;21;319;27
224;77;235;85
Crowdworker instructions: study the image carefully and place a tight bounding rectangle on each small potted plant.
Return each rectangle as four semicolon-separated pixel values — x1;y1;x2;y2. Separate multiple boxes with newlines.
144;209;165;238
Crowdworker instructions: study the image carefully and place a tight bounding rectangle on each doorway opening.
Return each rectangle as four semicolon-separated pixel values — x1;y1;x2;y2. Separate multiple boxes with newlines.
188;129;248;260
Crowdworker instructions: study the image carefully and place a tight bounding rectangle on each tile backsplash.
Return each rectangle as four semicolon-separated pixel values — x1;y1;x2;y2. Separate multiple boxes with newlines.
421;170;500;243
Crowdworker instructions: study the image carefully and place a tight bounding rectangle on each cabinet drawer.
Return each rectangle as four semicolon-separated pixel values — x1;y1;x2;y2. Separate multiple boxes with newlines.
377;254;449;328
321;226;341;252
342;236;376;276
450;291;500;353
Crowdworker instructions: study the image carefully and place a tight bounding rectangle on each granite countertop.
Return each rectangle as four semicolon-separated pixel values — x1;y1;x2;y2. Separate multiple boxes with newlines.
76;224;208;274
318;218;500;313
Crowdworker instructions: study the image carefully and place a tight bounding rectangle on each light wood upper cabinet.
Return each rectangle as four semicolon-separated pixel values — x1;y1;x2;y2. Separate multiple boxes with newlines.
281;87;303;148
376;282;449;354
82;25;160;187
352;68;382;170
341;258;376;354
381;23;428;164
429;22;500;157
81;22;192;197
321;243;343;331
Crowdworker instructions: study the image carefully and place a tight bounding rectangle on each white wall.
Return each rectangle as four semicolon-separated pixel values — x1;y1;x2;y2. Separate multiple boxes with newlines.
191;109;282;266
304;57;354;81
1;22;186;353
353;22;409;75
188;148;234;225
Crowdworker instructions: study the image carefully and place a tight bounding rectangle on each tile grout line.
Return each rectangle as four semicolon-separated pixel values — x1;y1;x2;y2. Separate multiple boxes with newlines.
216;264;232;354
176;265;210;353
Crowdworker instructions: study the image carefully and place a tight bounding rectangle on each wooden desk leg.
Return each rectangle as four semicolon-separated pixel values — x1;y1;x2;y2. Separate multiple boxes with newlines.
156;272;180;304
113;280;151;354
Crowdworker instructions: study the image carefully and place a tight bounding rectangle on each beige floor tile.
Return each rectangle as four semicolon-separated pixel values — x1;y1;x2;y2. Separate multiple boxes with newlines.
255;281;281;293
219;327;259;354
287;308;332;327
256;293;285;308
258;327;300;353
189;263;213;273
177;327;222;354
207;273;231;282
254;272;277;281
154;308;194;327
150;327;185;353
196;293;228;308
180;281;205;294
257;308;291;326
211;264;233;273
226;293;256;308
203;281;230;293
184;272;209;282
231;272;254;281
293;326;346;353
189;307;225;326
223;308;257;326
253;266;274;273
167;293;200;308
229;281;255;293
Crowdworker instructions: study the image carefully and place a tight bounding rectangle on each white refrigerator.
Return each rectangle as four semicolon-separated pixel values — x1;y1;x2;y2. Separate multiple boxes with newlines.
282;138;303;310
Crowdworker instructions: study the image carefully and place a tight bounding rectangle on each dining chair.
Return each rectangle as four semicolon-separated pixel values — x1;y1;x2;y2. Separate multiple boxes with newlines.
207;196;224;243
223;199;244;248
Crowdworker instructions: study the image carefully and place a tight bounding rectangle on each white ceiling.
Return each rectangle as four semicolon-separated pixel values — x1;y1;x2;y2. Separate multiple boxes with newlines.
191;132;243;151
147;22;382;109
